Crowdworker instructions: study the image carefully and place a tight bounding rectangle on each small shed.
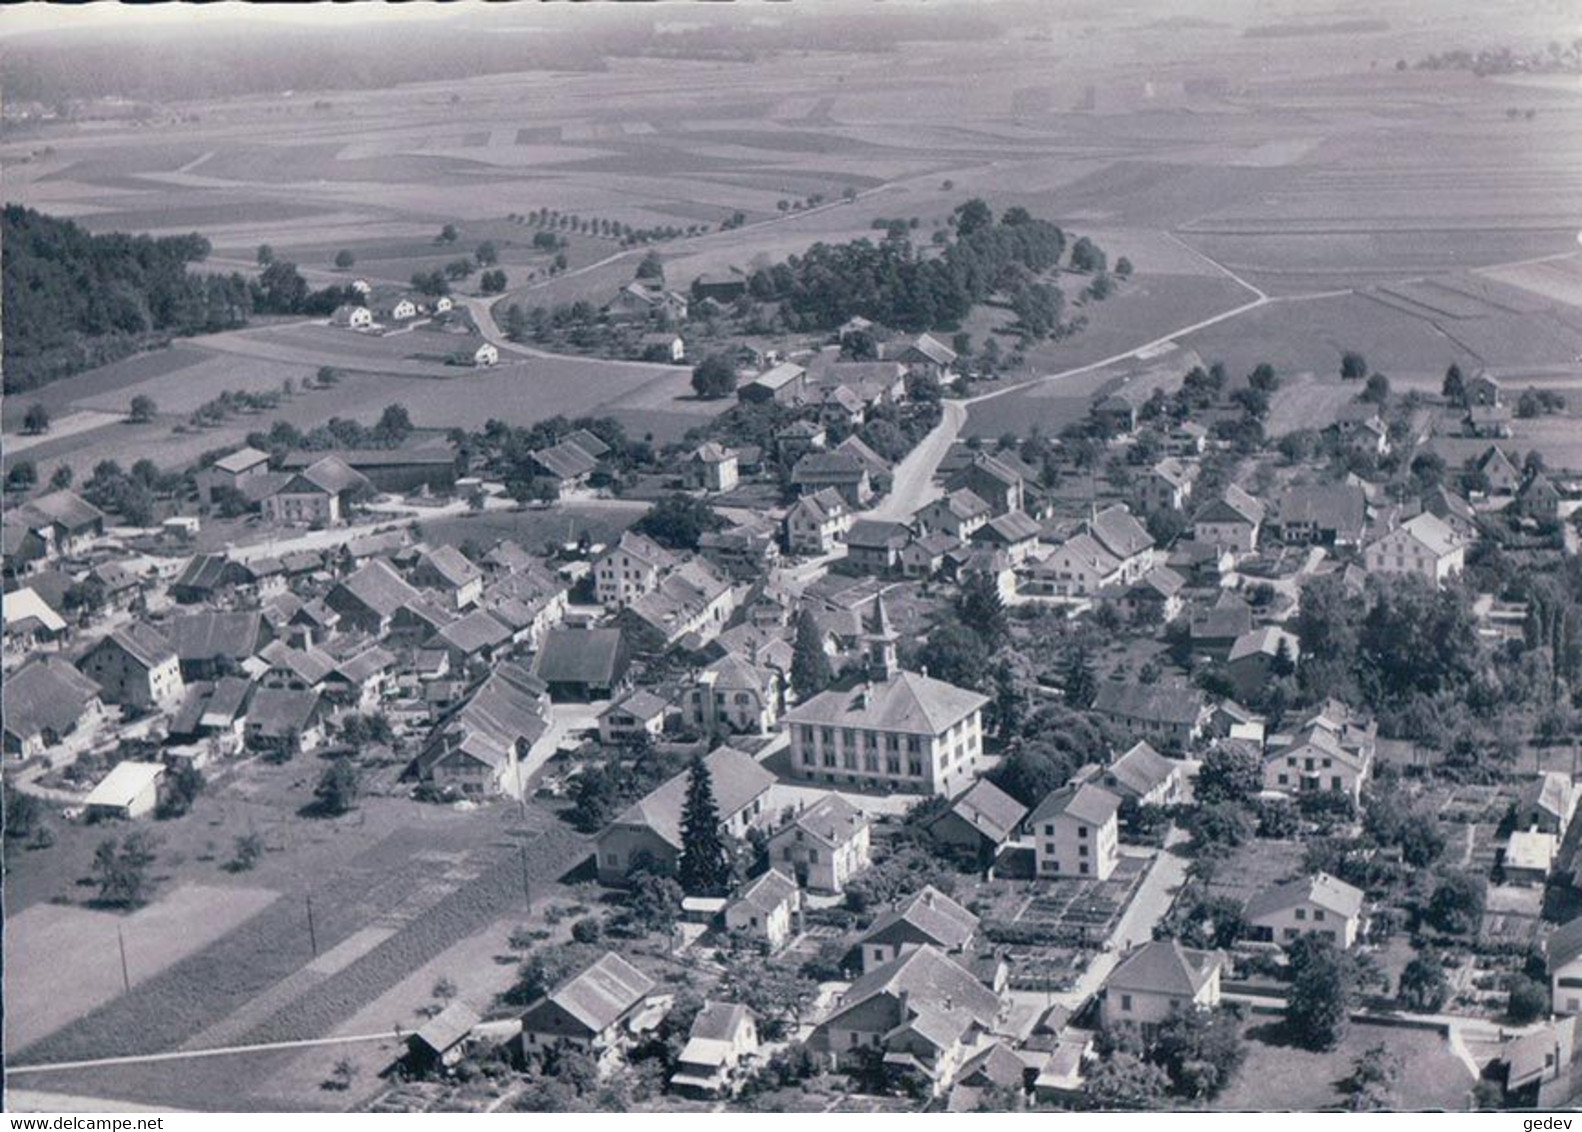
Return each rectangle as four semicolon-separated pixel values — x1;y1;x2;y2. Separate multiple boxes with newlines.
84;760;166;820
408;1000;481;1072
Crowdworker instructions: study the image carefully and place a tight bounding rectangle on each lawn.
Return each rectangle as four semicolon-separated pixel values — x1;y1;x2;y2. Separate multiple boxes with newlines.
1213;1019;1474;1111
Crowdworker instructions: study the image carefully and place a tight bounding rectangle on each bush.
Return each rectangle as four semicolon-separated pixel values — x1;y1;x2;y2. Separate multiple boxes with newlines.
570;916;603;944
1507;974;1549;1023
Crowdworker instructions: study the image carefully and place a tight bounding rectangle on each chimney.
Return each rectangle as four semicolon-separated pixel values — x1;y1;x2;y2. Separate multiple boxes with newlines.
924;889;935;908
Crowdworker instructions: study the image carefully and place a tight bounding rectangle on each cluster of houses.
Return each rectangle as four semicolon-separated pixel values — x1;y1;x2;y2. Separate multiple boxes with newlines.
329;286;498;366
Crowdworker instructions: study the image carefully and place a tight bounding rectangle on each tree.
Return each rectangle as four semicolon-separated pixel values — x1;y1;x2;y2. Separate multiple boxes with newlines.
1086;1051;1169;1110
917;623;989;690
8;461;36;490
328;1058;358;1091
1286;937;1354;1050
1011;281;1064;339
1153;1008;1246;1099
635;250;663;281
479;269;508;294
1426;869;1485;934
128;394;157;423
1397;950;1449;1012
1070;236;1106;273
1115;256;1134;278
375;403;414;445
5;785;42;841
439;223;459;243
954;198;993;238
1362;373;1391;404
1507;974;1550;1023
1344;1043;1401;1111
1063;648;1097;708
475;240;499;266
49;465;74;490
156;763;204;819
990;740;1076;808
334;249;356;270
24;403;50;434
1340;351;1369;380
690;354;737;400
92;835;156;908
315;758;361;816
791;610;834;699
231;833;264;871
677;756;730;896
1196;746;1263;805
1443;363;1467;406
633;493;725;551
256;244;274;266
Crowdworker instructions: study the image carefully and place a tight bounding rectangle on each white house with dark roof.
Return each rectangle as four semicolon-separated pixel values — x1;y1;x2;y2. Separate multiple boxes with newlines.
768;793;871;894
1029;782;1120;881
723;868;801;951
78;623;184;711
784;486;853;555
595;531;679;609
412;545;484;609
1090;741;1182;808
1099;940;1225;1029
1262;721;1372;803
1191;484;1265;554
670;1002;759;1098
916;489;993;541
685;443;739;494
1244;872;1365;949
686;651;779;737
1364;511;1465;585
598;688;670;746
1137;457;1199;514
1091;678;1207;752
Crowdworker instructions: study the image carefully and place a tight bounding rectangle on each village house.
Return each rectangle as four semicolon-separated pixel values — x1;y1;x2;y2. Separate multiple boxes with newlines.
1191;484;1265;554
595;745;774;883
971;511;1042;567
640;331;686;364
1328;402;1390;456
855;885;979;972
723;869;802;952
1243;873;1366;949
1029;782;1120;882
167;676;253;754
409;665;548;798
411;545;485;609
1091;679;1207;753
843;520;910;575
407;1001;482;1074
518;951;658;1065
1516;772;1576;838
1189;592;1255;660
595;532;679;609
617;558;736;654
1136;457;1198;514
887;332;958;383
792;451;872;507
1091;386;1149;434
785;598;989;796
1224;626;1300;703
1506;829;1558;887
925;778;1028;865
917;489;993;541
1098;940;1226;1030
685;652;780;737
78;623;185;712
330;303;373;330
1106;564;1187;625
1476;446;1522;496
775;420;827;462
605;281;688;325
699;522;780;581
670;1002;759;1099
1262;721;1372;803
784;487;854;556
767;793;871;894
326;560;450;642
4;586;68;650
948;453;1023;517
1024;531;1122;599
817;945;1003;1095
525;437;601;490
899;532;960;580
1363;511;1465;584
685;443;739;494
597;688;670;746
1090;741;1183;808
1463;405;1513;439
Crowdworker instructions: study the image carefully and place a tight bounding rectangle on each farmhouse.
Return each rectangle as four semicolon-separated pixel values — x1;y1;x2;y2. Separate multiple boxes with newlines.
412;544;485;609
279;443;459;495
843;520;909;575
947;453;1023;517
407;1001;481;1073
78;623;185;711
3;659;104;759
1136;457;1198;513
1090;679;1206;752
597;688;669;746
1191;485;1265;553
1268;482;1367;546
262;455;370;527
595;745;774;883
1243;872;1366;948
518;951;657;1063
617;558;735;653
330;304;372;330
197;446;272;506
791;452;872;507
532;627;630;702
1363;512;1464;584
917;489;993;541
1224;626;1300;702
738;361;807;406
595;532;679;608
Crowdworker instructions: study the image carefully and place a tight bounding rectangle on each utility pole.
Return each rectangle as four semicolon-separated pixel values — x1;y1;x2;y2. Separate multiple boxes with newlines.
116;926;131;993
306;894;319;957
519;843;532;911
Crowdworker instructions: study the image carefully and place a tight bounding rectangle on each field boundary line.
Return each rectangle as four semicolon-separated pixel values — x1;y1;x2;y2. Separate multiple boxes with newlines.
9;1031;401;1075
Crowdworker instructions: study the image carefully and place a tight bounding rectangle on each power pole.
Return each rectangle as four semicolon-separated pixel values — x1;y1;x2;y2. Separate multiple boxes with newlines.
306;894;319;957
519;843;532;911
117;926;131;993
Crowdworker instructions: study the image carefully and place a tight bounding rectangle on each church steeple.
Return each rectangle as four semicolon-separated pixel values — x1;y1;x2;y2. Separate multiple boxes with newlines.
864;592;898;682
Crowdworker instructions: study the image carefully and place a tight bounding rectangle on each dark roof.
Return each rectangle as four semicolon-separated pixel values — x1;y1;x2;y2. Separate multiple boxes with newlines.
1105;939;1224;998
935;778;1027;846
1092;678;1205;727
862;886;979;951
4;659;101;741
246;687;320;735
533;628;626;687
525;952;656;1036
786;671;989;736
92;623;176;670
1029;782;1121;827
166;611;265;663
609;746;775;850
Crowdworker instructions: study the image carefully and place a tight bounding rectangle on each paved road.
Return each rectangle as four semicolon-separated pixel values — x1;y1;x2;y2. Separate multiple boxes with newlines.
860;399;968;523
